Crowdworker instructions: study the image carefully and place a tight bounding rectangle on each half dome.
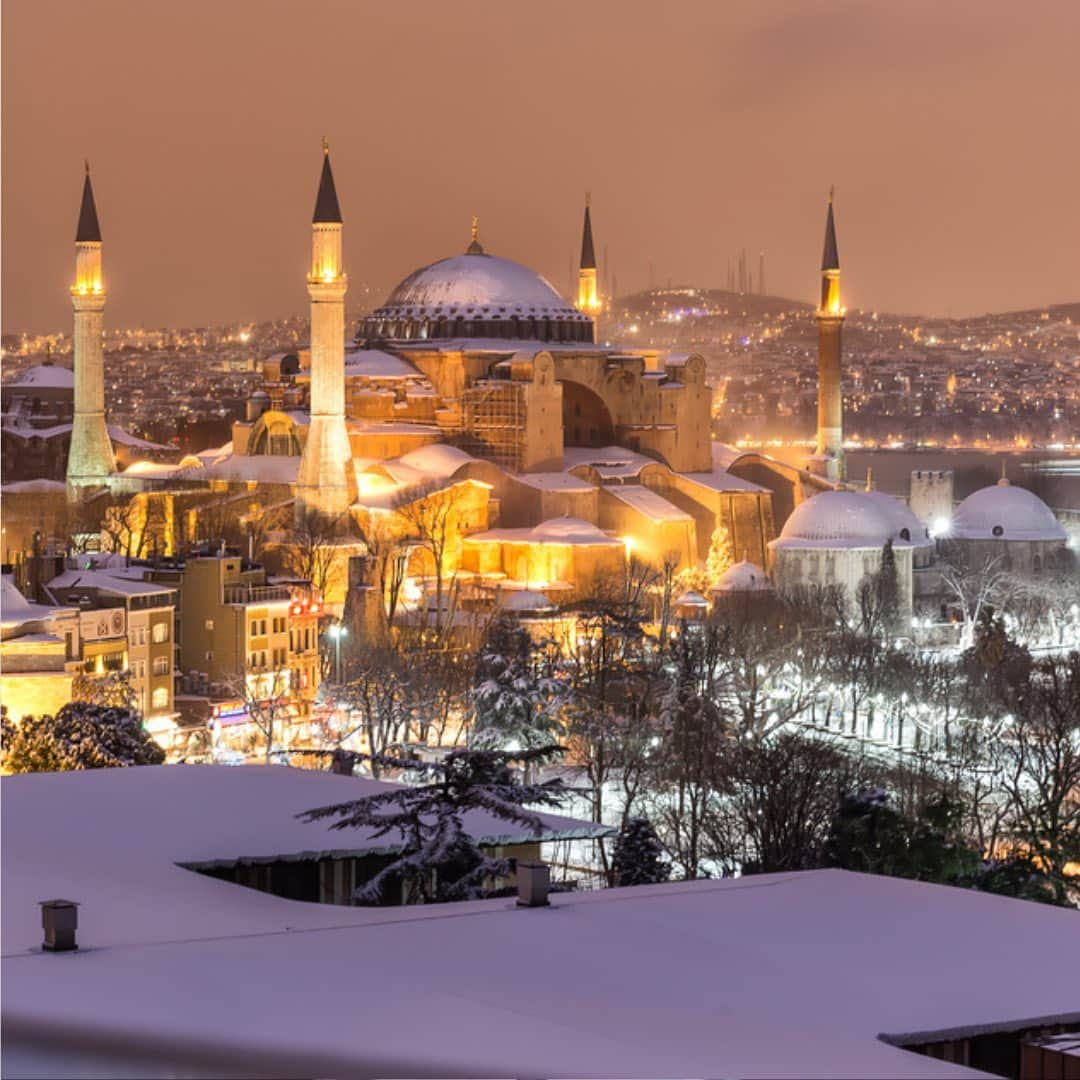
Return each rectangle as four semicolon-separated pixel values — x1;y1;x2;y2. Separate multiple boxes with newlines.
950;483;1066;542
712;560;773;592
358;252;593;344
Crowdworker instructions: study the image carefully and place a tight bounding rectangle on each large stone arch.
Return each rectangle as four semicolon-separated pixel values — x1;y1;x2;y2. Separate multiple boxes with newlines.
561;380;615;448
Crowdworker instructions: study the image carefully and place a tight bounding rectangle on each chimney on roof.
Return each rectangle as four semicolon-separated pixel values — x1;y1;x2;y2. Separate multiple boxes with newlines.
516;862;550;907
40;899;79;951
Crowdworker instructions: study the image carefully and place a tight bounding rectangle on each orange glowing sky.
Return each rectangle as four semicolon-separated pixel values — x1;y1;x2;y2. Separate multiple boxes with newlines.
3;0;1078;332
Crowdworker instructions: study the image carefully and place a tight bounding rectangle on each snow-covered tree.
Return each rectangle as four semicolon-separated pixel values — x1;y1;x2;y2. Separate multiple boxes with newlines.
72;671;137;711
1;703;165;773
298;745;569;904
472;616;564;754
611;817;670;887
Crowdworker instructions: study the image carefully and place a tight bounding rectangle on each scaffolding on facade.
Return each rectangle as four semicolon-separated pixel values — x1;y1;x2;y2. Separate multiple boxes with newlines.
459;379;527;471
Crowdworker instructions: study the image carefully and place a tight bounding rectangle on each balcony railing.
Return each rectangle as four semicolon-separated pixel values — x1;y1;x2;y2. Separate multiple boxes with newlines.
223;584;294;605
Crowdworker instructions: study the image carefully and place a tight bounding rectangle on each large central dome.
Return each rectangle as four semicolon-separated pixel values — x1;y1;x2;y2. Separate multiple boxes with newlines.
358;250;594;345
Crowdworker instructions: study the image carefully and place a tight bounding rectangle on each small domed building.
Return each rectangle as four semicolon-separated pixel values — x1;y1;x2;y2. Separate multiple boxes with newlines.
769;490;931;620
942;479;1069;575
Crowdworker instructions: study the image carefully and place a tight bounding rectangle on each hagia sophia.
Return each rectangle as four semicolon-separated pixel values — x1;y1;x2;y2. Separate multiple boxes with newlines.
2;149;1071;649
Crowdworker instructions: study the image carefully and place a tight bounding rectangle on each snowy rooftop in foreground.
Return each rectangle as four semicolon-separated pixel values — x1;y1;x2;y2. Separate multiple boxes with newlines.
4;768;1080;1079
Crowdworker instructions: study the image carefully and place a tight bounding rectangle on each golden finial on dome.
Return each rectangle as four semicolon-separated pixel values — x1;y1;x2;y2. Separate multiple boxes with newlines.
998;459;1010;486
466;215;484;255
322;136;329;155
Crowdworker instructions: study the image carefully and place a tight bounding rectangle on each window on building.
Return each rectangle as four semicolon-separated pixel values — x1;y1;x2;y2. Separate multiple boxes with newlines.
151;687;169;710
151;623;169;644
153;656;170;676
205;619;215;631
260;619;267;636
250;619;258;637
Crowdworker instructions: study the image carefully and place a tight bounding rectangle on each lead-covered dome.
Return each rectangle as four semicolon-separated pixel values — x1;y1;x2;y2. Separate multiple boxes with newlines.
950;482;1066;541
358;251;594;344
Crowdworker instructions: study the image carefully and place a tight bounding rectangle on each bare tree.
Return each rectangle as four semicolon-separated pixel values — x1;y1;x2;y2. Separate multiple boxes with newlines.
940;553;1010;650
222;667;296;764
283;508;346;601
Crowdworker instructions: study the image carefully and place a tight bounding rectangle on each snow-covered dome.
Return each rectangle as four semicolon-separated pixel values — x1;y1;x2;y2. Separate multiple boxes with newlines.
711;560;773;592
950;482;1067;542
862;491;933;548
359;250;593;344
500;589;557;614
675;590;709;608
773;491;896;549
6;364;74;389
528;517;616;545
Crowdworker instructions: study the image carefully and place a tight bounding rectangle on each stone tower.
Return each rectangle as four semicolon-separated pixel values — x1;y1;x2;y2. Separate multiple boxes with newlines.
295;142;353;524
810;187;845;483
576;194;600;337
66;163;116;494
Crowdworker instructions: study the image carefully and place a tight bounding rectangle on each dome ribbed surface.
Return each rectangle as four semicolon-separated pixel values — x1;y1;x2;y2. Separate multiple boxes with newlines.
359;252;593;343
777;491;895;546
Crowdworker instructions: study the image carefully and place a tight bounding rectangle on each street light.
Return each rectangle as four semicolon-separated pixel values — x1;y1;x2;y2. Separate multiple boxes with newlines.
328;622;348;685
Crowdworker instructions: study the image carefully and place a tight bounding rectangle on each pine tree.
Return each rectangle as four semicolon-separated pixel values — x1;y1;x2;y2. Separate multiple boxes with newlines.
472;616;564;753
876;540;901;634
299;745;569;904
611;817;670;887
1;703;166;773
705;524;734;586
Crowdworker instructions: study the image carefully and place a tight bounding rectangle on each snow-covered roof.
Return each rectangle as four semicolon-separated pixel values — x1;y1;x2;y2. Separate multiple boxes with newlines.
107;425;171;450
564;444;658;479
0;478;67;494
0;764;607;950
376;253;579;319
604;484;693;523
529;517;618;544
1;576;75;631
513;472;595;493
683;470;770;494
773;491;926;550
466;517;619;547
949;481;1067;542
343;349;423;380
46;568;176;599
499;588;557;613
396;443;476;479
203;454;300;485
712;559;774;592
4;765;1078;1080
3;363;74;389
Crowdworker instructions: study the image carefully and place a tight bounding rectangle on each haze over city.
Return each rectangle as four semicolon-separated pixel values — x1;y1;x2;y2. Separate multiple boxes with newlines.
3;0;1079;332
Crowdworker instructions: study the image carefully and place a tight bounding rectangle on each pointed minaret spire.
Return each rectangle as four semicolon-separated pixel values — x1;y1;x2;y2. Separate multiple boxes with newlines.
76;162;102;243
576;193;599;337
810;187;845;484
296;143;352;523
67;161;115;493
580;192;597;271
312;139;343;224
465;215;484;255
821;185;839;272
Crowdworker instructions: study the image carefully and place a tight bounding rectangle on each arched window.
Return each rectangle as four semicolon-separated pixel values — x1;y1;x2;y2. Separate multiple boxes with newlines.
1032;555;1042;573
899;527;911;541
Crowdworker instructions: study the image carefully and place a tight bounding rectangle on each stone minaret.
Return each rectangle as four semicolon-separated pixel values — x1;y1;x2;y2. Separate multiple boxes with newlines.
295;142;353;524
66;163;115;494
576;193;600;336
812;187;845;483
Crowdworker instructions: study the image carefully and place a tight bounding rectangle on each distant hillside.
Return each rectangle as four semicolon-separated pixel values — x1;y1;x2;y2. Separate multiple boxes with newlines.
614;288;811;319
